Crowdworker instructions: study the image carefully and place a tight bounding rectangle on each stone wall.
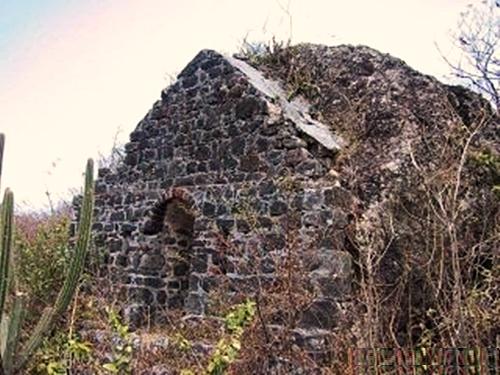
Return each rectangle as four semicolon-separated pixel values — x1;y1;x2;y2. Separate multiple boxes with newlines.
90;49;352;327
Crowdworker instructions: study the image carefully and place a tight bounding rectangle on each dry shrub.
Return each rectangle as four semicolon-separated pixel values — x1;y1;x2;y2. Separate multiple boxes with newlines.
29;43;499;374
250;43;499;358
344;117;499;351
14;206;72;322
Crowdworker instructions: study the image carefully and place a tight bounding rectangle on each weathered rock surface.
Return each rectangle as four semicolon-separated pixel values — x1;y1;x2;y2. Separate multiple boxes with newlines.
253;43;498;346
85;43;498;370
89;47;353;329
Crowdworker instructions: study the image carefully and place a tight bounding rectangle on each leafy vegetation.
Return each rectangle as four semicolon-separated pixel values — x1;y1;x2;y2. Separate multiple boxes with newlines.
31;331;92;375
207;300;256;375
0;133;95;374
102;307;133;374
15;212;71;314
471;147;500;196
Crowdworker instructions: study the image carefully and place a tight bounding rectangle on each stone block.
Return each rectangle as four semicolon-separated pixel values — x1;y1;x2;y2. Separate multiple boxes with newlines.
298;298;338;330
139;254;166;272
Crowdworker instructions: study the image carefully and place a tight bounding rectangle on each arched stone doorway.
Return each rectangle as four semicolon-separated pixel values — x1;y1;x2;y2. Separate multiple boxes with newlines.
162;198;195;308
142;194;195;311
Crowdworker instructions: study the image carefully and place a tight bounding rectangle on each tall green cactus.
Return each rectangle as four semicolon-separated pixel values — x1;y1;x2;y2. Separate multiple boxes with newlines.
2;295;23;375
0;133;95;374
0;190;13;327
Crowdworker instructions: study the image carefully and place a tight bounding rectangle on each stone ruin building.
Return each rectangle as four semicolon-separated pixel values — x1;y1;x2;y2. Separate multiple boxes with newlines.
91;48;354;328
90;44;498;340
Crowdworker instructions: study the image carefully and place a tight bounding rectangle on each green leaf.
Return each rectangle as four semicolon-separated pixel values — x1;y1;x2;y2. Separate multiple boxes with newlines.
103;363;119;373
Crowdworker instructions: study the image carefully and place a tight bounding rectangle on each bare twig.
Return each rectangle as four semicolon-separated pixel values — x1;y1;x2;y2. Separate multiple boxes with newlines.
437;1;499;111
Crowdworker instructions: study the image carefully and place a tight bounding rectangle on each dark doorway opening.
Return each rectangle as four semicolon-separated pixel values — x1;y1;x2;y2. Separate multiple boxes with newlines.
162;199;195;308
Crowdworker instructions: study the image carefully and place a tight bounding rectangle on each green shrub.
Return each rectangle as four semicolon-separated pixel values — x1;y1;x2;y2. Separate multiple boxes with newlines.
0;133;95;374
207;300;256;375
15;212;71;310
103;307;133;374
30;331;92;375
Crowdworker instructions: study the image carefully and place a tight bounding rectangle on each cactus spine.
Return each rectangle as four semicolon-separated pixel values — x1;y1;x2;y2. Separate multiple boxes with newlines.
0;134;95;374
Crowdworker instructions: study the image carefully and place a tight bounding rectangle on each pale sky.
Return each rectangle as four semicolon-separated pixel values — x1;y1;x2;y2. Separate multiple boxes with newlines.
0;0;474;209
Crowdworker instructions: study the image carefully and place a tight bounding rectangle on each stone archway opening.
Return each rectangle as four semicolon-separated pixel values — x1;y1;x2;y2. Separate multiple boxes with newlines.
142;195;196;312
161;198;195;309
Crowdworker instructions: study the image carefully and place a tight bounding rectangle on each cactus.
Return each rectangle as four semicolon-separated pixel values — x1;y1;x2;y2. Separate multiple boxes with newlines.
2;295;23;375
0;134;95;374
0;188;14;375
0;190;13;327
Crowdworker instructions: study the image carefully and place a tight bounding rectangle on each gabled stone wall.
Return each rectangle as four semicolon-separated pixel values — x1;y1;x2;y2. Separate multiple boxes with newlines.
91;50;352;327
